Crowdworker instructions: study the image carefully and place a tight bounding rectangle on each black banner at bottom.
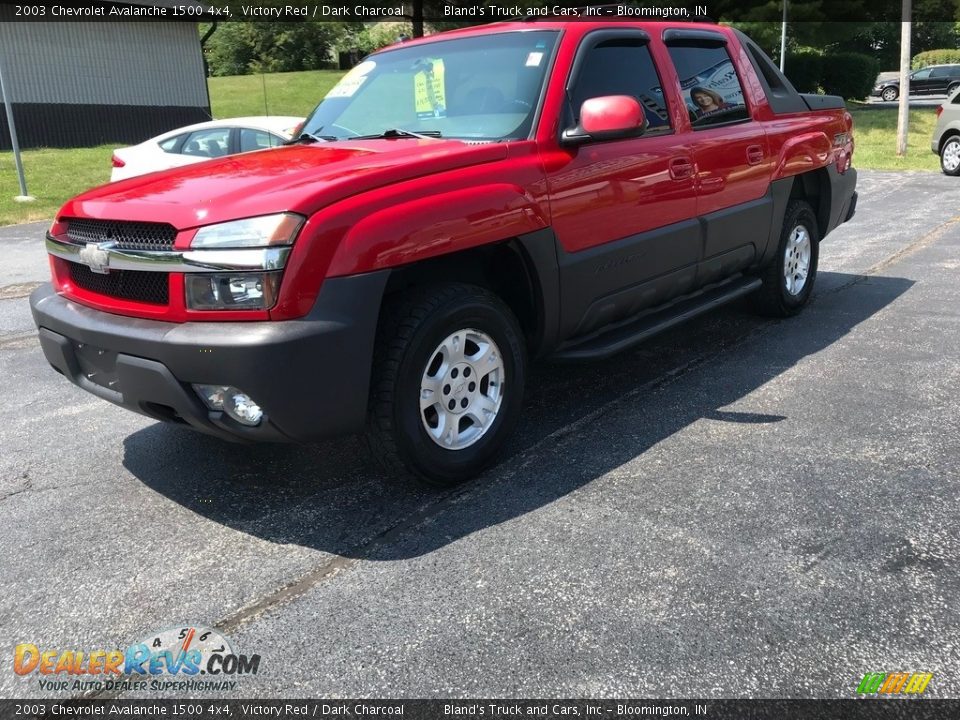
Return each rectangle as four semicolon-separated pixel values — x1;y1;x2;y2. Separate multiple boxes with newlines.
4;700;960;720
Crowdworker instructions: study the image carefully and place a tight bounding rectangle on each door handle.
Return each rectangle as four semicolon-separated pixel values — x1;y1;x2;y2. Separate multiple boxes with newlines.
700;176;725;193
669;157;694;180
747;145;765;165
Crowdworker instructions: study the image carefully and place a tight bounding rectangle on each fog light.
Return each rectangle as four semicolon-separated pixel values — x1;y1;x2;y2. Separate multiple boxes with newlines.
193;384;264;426
227;392;263;426
185;272;280;311
194;384;228;410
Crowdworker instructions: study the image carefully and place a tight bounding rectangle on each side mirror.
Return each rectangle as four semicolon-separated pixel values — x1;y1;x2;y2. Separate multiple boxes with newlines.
561;95;647;146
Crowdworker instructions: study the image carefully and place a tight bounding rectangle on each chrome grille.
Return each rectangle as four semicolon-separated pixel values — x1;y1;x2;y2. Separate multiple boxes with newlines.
65;218;177;251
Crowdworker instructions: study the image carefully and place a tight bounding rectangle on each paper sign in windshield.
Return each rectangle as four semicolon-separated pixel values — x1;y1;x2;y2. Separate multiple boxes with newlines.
326;60;376;99
415;58;447;118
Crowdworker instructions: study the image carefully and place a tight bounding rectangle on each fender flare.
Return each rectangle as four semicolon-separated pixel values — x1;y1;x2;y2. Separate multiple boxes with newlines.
326;184;550;277
773;131;832;179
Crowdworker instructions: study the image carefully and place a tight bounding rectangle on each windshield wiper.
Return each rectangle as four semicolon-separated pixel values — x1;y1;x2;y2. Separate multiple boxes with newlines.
353;128;443;140
285;132;338;145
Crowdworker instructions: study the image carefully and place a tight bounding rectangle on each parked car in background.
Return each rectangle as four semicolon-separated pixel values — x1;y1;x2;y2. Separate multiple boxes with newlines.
872;65;960;101
110;117;304;181
932;87;960;175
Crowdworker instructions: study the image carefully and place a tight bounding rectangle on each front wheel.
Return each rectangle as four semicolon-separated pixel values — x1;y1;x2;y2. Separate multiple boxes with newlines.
750;200;820;317
881;87;899;102
365;283;527;486
940;136;960;176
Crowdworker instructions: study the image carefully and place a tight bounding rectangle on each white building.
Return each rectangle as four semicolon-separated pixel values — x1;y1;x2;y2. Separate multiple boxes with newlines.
0;1;211;150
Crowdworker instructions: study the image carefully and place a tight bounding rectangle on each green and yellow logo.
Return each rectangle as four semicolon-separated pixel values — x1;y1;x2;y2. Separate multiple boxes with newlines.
856;672;933;695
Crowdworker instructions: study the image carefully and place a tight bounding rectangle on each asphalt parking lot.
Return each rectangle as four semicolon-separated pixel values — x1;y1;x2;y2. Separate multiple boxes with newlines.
1;170;958;699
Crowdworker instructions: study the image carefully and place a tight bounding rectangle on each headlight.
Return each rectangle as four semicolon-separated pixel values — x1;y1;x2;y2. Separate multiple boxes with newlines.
191;213;304;249
185;272;281;310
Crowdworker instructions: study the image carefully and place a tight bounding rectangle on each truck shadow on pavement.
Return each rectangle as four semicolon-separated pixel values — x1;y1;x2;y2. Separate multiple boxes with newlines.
123;271;913;560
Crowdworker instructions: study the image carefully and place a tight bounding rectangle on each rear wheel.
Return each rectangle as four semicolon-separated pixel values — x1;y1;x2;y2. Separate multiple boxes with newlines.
750;200;820;317
881;86;898;102
365;283;527;486
948;83;960;97
940;136;960;176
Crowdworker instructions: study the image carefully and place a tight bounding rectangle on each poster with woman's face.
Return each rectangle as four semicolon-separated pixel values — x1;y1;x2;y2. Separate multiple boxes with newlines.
665;43;748;124
680;58;745;116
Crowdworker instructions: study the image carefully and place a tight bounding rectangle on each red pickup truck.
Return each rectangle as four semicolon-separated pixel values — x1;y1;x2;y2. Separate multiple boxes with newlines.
31;20;857;485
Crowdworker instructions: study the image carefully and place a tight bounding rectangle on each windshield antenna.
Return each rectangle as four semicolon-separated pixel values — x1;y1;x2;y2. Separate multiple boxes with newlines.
261;71;269;116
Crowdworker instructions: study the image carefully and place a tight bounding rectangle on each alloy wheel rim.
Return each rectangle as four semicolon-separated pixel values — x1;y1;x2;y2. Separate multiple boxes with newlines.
419;329;505;450
944;141;960;172
783;224;812;296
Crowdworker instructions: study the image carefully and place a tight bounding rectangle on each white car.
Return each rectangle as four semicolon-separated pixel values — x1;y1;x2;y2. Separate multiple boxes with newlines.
110;116;304;181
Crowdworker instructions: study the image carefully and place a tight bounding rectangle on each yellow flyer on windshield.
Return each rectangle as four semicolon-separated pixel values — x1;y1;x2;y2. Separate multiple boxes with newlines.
415;58;446;118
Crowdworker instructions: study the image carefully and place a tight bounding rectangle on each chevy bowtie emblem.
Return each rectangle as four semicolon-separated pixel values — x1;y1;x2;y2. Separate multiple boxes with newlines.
78;241;115;274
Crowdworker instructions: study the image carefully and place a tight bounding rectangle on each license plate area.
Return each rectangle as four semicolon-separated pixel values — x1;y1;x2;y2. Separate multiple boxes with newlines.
72;341;120;391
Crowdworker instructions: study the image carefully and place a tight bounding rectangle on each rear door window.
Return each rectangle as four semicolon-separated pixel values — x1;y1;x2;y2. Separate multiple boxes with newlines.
158;135;185;153
666;44;750;128
239;128;282;153
180;128;231;158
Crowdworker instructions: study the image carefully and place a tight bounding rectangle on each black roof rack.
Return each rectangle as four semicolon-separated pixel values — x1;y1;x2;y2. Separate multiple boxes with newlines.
521;3;717;23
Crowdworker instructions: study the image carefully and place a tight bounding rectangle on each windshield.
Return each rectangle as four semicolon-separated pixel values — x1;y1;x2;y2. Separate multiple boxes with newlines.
301;31;559;142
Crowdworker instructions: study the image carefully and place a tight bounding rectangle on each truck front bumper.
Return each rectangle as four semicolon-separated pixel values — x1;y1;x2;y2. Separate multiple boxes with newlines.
29;272;389;443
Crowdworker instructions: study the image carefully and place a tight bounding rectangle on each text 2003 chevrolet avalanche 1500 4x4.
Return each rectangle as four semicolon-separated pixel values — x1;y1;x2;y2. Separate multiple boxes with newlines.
31;20;858;485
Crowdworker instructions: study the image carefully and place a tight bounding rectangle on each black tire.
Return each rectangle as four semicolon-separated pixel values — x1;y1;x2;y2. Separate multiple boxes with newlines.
940;136;960;176
365;282;527;486
948;83;960;98
881;86;898;102
750;200;820;318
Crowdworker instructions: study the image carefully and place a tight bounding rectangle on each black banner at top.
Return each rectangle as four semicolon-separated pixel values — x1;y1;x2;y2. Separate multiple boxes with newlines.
1;0;959;23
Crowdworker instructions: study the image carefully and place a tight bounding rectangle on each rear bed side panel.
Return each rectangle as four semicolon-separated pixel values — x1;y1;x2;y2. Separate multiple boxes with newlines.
731;27;857;245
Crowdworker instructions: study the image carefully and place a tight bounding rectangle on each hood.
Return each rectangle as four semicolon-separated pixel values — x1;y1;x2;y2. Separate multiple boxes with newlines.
60;139;509;230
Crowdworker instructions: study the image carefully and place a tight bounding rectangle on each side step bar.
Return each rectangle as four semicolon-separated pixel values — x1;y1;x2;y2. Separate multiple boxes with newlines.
552;276;763;361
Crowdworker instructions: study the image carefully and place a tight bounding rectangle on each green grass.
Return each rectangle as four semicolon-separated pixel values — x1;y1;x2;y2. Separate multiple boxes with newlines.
0;69;345;226
0;145;114;226
848;105;941;172
208;69;344;118
0;72;944;226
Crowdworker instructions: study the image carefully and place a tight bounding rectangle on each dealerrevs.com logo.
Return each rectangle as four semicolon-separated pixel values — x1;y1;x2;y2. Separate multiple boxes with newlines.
856;672;933;695
14;626;260;693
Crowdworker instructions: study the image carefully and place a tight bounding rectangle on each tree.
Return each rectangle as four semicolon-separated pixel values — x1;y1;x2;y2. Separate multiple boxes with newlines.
203;21;350;76
723;0;959;66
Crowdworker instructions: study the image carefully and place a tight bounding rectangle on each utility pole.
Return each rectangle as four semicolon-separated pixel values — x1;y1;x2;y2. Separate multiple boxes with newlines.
897;2;912;156
0;53;33;202
779;0;788;72
409;0;424;38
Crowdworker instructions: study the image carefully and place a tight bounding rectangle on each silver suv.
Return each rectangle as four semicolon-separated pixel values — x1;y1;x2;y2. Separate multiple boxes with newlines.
933;88;960;175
